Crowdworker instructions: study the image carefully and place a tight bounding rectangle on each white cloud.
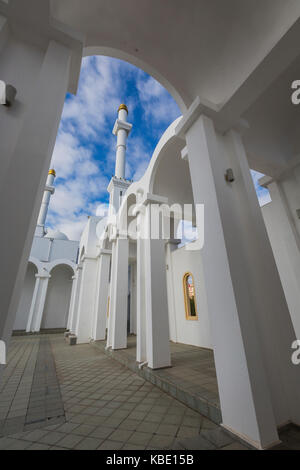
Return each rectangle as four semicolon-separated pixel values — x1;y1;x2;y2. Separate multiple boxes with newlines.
136;74;180;129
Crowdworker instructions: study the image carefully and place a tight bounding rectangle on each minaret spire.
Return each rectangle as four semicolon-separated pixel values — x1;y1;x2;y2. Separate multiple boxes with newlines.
107;105;133;217
36;169;56;237
113;104;132;178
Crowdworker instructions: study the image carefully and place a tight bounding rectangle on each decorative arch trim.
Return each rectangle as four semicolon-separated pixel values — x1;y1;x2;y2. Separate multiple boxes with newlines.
183;272;198;321
48;259;76;276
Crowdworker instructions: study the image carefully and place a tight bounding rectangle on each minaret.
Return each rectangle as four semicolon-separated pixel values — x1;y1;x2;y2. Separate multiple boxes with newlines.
114;104;132;178
35;169;56;237
108;105;133;216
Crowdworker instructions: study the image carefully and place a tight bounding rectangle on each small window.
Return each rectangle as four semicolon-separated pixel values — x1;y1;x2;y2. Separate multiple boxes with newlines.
183;273;198;320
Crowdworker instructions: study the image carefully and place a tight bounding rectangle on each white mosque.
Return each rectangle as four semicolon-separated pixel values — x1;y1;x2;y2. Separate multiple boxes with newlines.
1;0;300;450
13;169;79;335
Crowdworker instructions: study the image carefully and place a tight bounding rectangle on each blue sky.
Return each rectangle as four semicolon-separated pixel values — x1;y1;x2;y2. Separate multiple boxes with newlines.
48;56;270;241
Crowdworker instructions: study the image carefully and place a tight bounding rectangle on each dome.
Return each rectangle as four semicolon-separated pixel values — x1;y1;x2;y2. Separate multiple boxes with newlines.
46;230;69;241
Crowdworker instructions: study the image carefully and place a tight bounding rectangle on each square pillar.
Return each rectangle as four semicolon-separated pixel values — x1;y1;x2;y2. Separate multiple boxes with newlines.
75;257;98;344
108;237;129;350
0;39;73;366
69;266;83;334
261;175;300;338
26;274;50;333
144;205;171;370
92;252;111;341
67;265;82;332
178;111;282;448
129;262;137;335
136;212;147;363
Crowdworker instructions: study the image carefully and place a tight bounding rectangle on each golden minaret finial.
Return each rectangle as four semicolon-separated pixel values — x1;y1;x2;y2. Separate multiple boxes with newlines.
118;104;128;114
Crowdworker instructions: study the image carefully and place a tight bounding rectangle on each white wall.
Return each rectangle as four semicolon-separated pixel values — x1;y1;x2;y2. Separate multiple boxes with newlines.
31;237;79;263
41;265;73;330
13;263;37;331
167;244;212;349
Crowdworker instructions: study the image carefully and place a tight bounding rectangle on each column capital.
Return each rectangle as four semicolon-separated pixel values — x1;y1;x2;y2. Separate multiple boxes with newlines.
141;193;168;207
166;238;181;246
113;119;133;136
175;96;249;138
259;154;300;187
81;254;97;262
35;274;51;280
99;249;112;256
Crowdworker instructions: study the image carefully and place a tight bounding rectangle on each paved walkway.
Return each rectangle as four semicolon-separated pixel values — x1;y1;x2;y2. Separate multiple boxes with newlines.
0;335;299;450
94;336;221;423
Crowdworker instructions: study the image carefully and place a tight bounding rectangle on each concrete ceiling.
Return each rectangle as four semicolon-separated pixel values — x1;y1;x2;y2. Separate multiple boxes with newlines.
2;0;300;173
50;0;300;108
49;0;300;173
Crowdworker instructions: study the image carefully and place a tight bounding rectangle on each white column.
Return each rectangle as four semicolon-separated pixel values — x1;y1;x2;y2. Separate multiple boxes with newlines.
0;39;72;365
136;212;147;362
144;205;171;370
69;265;83;334
75;258;98;344
165;240;180;343
92;252;111;341
108;237;129;350
26;276;41;333
179;111;300;448
26;274;50;333
67;274;77;331
107;242;117;348
129;262;137;335
261;176;300;338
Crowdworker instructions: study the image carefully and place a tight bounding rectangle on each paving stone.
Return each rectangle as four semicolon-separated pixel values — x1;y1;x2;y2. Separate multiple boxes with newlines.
118;419;140;431
57;433;83;449
73;424;96;436
22;429;49;442
98;440;123;450
122;443;146;450
146;412;163;423
75;437;102;450
148;435;175;449
136;421;159;434
127;431;153;446
221;442;249;450
91;426;114;439
200;428;234;448
27;443;51;450
6;439;32;450
177;425;200;438
109;429;134;443
39;431;66;446
156;423;179;436
56;422;79;434
0;437;18;450
178;435;217;450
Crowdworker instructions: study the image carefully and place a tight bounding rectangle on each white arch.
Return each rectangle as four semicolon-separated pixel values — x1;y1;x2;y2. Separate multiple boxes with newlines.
48;259;76;276
83;46;187;113
117;116;184;224
28;257;41;274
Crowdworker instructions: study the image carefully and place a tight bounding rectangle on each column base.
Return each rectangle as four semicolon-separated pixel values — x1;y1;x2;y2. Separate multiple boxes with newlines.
221;424;282;450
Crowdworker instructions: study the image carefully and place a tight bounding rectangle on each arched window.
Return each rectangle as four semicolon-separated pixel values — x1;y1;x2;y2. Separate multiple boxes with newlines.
183;273;198;320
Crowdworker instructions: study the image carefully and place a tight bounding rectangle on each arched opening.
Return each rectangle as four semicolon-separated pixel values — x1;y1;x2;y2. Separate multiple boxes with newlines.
13;262;38;332
41;264;74;331
183;273;198;321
